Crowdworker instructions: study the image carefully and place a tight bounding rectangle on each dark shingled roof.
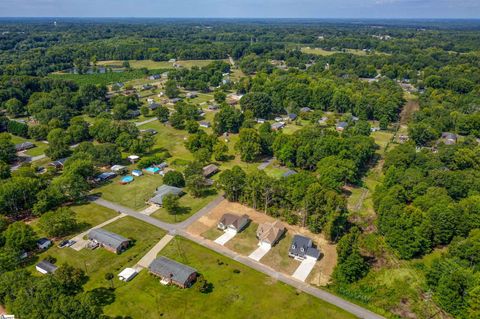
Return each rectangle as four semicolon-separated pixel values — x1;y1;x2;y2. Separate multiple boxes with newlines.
149;256;197;285
289;235;320;259
149;185;184;205
88;228;129;251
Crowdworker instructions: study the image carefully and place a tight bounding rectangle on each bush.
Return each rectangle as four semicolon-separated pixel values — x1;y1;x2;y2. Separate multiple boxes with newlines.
163;171;185;187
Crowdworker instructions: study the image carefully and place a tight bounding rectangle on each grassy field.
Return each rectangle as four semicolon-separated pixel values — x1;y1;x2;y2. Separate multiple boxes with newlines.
301;47;368;56
98;59;227;70
224;222;259;255
103;237;357;319
95;174;164;210
10;134;48;157
261;232;300;275
33;217;165;290
49;69;165;86
151;191;218;223
201;227;224;240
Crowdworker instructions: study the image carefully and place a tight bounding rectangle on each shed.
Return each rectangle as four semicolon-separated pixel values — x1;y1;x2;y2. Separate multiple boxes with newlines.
202;164;219;177
36;260;58;275
282;169;297;178
148;256;197;288
118;268;138;282
128;155;140;163
148;185;184;206
49;158;68;169
336;122;348;131
111;165;127;174
199;121;211;128
217;213;250;233
132;170;143;177
271;122;285;131
95;172;116;182
88;228;130;254
37;238;52;250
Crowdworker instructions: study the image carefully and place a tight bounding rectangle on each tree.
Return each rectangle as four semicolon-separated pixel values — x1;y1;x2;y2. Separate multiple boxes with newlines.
54;265;88;295
186;173;207;198
185;120;199;133
104;272;114;289
217;166;246;201
240;92;273;118
7;121;28;137
163;171;185;187
4;98;24;117
140;105;150;117
213;106;244;134
165;80;180;98
39;207;78;237
214;90;227;103
213;140;229;161
0;133;16;164
163;193;180;215
155;106;170;123
3;222;37;252
236;128;261;162
46;128;71;160
408;122;439;146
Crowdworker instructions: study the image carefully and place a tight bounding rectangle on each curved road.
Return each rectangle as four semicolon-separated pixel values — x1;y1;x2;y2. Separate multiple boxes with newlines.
92;196;385;319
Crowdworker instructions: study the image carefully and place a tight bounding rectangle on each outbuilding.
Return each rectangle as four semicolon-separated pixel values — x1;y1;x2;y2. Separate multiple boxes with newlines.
118;268;138;282
111;165;128;175
202;164;219;177
148;256;197;288
36;260;58;275
37;238;52;250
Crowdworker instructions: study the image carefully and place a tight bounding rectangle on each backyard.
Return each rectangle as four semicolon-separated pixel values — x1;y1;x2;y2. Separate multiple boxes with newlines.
103;237;357;319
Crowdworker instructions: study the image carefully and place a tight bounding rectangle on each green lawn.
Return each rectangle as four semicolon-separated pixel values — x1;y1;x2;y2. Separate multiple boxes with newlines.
98;59;227;70
70;202;119;229
9;134;48;157
151;191;218;223
33;217;165;290
261;232;300;275
103;237;357;319
201;227;224;240
95;174;164;210
49;69;165;86
225;222;259;255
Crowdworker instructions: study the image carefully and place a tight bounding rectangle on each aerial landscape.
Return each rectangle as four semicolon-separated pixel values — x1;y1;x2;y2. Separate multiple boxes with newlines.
0;1;479;319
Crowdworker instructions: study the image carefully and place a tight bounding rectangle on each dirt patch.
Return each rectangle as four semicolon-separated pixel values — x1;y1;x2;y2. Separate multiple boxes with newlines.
0;305;6;315
400;99;420;126
186;199;338;286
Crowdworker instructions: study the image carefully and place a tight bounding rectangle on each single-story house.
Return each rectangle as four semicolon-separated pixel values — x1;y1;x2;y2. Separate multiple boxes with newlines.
256;221;286;248
49;158;68;169
148;103;160;111
141;128;158;135
199;121;211;128
15;142;35;152
95;172;116;183
287;113;297;121
149;74;161;80
282;169;297;178
217;213;250;233
88;228;130;254
37;238;52;250
36;260;58;275
111;165;128;174
202;164;219;177
288;235;320;261
300;107;312;113
186;92;198;99
148;256;197;288
336;122;348;131
208;104;219;110
441;132;457;145
148;185;184;206
132;169;143;177
118;268;138;282
271;122;285;131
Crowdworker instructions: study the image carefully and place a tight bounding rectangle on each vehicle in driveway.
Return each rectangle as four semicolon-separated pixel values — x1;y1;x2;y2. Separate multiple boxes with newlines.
58;240;76;248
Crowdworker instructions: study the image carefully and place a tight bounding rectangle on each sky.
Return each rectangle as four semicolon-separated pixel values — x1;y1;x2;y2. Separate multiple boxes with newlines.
0;0;479;19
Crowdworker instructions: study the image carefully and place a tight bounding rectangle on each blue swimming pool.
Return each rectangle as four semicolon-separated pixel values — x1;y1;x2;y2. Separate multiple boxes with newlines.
145;167;160;174
121;175;134;183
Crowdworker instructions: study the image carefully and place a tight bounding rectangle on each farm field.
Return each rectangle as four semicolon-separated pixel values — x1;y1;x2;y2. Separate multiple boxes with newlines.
103;237;357;319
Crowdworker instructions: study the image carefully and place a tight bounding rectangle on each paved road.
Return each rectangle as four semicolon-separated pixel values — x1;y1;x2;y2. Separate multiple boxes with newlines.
92;196;385;319
135;117;158;127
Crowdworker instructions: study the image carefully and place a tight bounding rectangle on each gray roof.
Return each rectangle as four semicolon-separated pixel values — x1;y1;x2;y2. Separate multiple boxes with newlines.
441;132;457;140
148;103;160;110
271;122;285;130
15;142;35;151
149;185;184;205
300;107;312;112
288;113;297;120
88;228;129;251
37;260;58;273
289;235;314;258
337;121;348;128
149;256;197;285
282;169;297;178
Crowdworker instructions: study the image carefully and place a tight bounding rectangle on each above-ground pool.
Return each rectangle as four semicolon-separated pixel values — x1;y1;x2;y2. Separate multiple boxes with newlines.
145;166;160;174
121;175;134;184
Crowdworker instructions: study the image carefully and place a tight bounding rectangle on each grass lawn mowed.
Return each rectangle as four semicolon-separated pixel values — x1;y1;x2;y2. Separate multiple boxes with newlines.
151;191;218;223
224;222;259;255
104;237;357;319
98;59;227;70
95;174;163;210
34;217;165;290
261;232;300;275
9;134;48;157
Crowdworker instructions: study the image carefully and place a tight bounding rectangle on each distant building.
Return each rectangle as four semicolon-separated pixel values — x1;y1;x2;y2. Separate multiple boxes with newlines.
256;118;266;124
15;142;35;152
318;117;328;125
95;172;116;183
199;121;211;128
36;260;58;275
202;164;219;177
288;235;320;261
282;169;297;178
88;228;130;254
148;103;160;111
271;122;285;131
111;165;128;174
148;256;197;288
49;158;68;169
300;107;312;113
441;132;458;145
207;104;219;110
217;213;250;233
186;92;198;99
287;113;297;121
37;238;52;250
149;74;161;80
336;122;348;131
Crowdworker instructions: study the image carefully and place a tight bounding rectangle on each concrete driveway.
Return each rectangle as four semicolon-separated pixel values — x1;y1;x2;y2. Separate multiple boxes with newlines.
214;230;237;245
292;258;317;282
248;245;271;261
135;234;174;270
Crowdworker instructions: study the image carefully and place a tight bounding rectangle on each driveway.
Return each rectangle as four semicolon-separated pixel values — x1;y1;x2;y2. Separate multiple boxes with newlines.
135;234;174;269
214;230;237;245
248;245;271;261
292;258;317;282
